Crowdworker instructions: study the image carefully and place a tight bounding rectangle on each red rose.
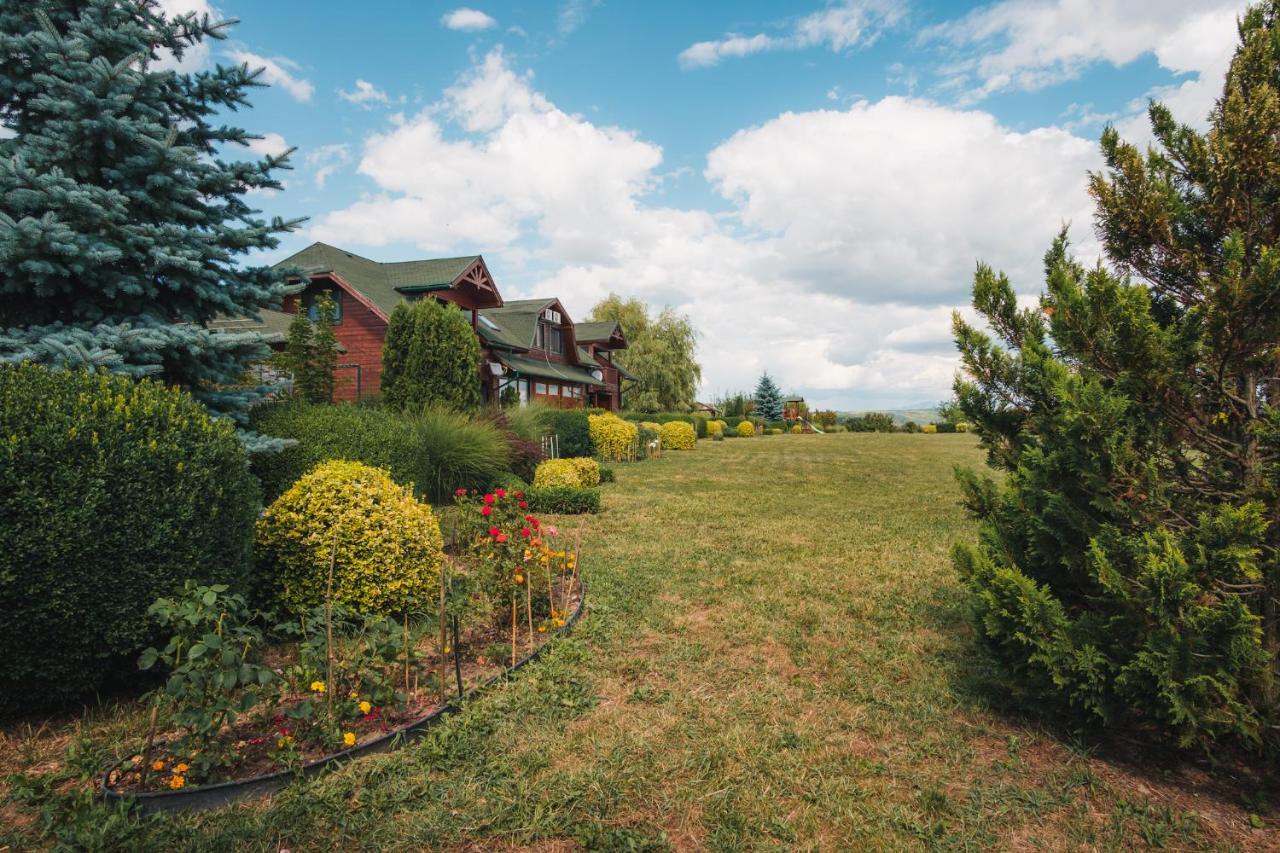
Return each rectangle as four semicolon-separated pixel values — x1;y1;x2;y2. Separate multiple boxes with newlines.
496;533;508;543
454;488;467;496
496;488;507;497
524;514;534;523
518;500;528;509
481;505;493;517
515;491;525;498
483;493;495;505
489;526;500;537
521;527;531;538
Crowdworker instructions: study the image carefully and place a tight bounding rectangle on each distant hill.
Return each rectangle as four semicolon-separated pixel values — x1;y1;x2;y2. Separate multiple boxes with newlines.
838;408;940;426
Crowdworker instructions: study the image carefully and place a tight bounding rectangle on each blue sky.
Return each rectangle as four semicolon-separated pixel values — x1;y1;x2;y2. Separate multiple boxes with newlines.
175;0;1249;409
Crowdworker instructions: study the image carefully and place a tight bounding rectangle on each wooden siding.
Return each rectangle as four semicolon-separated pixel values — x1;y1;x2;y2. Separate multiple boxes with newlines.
283;284;388;402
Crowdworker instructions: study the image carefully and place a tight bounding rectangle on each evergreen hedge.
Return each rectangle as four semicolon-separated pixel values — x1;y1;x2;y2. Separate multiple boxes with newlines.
0;365;259;708
526;486;601;515
250;401;509;503
381;300;482;412
544;409;592;457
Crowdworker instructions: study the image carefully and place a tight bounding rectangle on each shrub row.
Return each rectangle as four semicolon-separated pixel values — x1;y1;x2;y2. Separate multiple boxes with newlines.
249;400;510;503
533;457;600;488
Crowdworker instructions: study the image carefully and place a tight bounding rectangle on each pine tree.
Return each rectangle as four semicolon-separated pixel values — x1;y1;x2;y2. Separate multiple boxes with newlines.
305;290;339;403
753;372;783;421
0;1;300;449
381;300;481;412
953;1;1280;750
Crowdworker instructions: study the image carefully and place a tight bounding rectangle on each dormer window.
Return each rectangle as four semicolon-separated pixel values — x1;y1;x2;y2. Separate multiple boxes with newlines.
534;319;564;354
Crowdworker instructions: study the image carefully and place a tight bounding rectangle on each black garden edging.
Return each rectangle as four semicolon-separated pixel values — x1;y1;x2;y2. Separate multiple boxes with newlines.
101;582;586;814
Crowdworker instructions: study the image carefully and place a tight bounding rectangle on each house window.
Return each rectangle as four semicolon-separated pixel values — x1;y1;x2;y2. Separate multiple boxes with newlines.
534;321;564;354
547;383;560;396
535;382;548;395
303;289;343;324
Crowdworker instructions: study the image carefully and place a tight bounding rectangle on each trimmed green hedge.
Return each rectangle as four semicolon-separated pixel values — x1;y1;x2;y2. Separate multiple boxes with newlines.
250;401;510;503
621;411;709;438
0;364;259;709
544;409;592;458
526;486;601;514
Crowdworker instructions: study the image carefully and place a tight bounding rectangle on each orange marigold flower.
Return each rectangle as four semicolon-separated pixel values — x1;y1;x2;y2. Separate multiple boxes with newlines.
168;775;185;790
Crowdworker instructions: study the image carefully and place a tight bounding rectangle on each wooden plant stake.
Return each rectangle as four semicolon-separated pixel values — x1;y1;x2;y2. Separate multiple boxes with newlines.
525;575;535;655
511;589;517;667
139;700;160;788
325;527;337;720
438;559;448;704
451;614;464;699
403;611;411;700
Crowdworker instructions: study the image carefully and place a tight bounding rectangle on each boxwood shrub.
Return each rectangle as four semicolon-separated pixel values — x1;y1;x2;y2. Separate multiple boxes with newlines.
544;409;592;457
526;486;601;514
0;364;259;709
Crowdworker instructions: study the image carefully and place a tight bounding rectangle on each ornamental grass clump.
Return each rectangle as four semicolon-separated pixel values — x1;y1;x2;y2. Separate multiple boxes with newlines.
660;421;697;450
588;412;639;461
255;460;444;617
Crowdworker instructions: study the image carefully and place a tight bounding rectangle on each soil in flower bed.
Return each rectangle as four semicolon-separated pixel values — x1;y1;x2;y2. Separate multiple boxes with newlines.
106;578;582;794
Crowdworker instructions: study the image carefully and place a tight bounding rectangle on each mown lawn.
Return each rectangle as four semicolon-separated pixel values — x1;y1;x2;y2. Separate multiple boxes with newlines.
3;433;1274;850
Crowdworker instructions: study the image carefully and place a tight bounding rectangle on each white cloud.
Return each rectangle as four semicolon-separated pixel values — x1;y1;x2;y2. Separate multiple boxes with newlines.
926;0;1244;111
310;49;1111;407
152;0;216;71
558;0;600;35
305;144;351;189
339;79;389;108
245;131;289;158
679;0;905;69
441;8;498;31
227;50;314;102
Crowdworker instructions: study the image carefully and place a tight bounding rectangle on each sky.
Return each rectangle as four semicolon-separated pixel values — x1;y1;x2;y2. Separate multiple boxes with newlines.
169;0;1248;410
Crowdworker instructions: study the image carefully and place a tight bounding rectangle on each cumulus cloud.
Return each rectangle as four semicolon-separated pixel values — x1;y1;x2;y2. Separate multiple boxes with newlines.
227;50;314;102
310;49;1112;407
441;8;498;31
305;144;351;189
338;79;389;108
679;0;905;69
557;0;600;35
925;0;1245;113
245;131;290;158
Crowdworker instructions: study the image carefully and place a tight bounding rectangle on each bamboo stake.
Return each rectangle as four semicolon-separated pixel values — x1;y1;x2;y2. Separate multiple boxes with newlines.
438;560;447;703
325;528;337;721
403;611;411;700
510;590;517;667
139;701;159;788
525;574;535;654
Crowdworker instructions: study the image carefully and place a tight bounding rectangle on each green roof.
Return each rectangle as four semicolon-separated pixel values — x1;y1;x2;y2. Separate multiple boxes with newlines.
476;298;555;352
574;320;625;345
276;242;484;317
208;308;346;351
498;352;606;387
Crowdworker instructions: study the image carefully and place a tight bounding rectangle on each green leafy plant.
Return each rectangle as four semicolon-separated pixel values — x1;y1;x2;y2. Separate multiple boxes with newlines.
526;487;602;515
138;583;275;779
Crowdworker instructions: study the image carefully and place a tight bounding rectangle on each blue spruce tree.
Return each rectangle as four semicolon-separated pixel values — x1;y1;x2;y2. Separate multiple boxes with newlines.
0;1;301;449
753;372;783;422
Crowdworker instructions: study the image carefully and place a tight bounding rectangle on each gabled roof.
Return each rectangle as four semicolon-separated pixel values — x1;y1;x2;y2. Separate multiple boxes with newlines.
574;320;627;349
477;297;587;359
275;242;501;317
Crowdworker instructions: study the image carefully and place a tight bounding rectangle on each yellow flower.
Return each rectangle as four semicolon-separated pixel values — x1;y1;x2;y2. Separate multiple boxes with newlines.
359;700;372;714
514;574;524;584
349;690;359;699
174;762;190;774
277;736;294;750
168;775;185;790
310;680;326;693
343;731;356;747
151;760;165;772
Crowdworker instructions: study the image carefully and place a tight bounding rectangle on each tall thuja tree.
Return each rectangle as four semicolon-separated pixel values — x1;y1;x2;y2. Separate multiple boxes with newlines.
754;372;783;421
0;1;299;449
274;290;338;403
952;2;1280;751
381;299;481;412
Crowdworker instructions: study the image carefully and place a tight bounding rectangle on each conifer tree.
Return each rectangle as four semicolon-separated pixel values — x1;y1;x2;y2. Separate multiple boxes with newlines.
381;300;481;412
753;372;784;421
274;290;338;403
0;1;300;449
953;1;1280;750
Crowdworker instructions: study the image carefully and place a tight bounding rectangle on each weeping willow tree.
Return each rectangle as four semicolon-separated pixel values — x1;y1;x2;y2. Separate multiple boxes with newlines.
953;1;1280;751
589;294;701;412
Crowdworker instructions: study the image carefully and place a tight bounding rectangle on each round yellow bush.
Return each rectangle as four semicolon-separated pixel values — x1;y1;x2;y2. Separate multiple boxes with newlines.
588;412;638;461
660;421;696;450
568;457;600;487
256;460;443;616
922;423;938;434
790;424;803;434
956;422;970;433
639;421;662;432
736;421;755;437
533;458;581;488
707;419;725;435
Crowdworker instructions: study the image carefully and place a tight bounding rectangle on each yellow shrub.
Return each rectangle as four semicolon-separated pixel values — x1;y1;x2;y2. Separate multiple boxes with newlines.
707;419;725;435
588;412;639;461
568;456;600;487
660;421;696;450
256;460;443;616
736;421;755;437
639;421;662;432
922;423;938;434
955;422;970;433
533;458;581;488
790;424;803;434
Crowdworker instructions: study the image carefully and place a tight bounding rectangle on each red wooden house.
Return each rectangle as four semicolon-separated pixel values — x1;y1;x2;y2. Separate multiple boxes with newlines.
213;241;628;409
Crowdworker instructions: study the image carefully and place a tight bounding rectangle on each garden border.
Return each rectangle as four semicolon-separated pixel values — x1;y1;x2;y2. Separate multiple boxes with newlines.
101;581;586;814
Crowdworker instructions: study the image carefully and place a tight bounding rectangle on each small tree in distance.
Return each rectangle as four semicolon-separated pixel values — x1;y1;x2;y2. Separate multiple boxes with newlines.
753;372;784;421
274;290;339;404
